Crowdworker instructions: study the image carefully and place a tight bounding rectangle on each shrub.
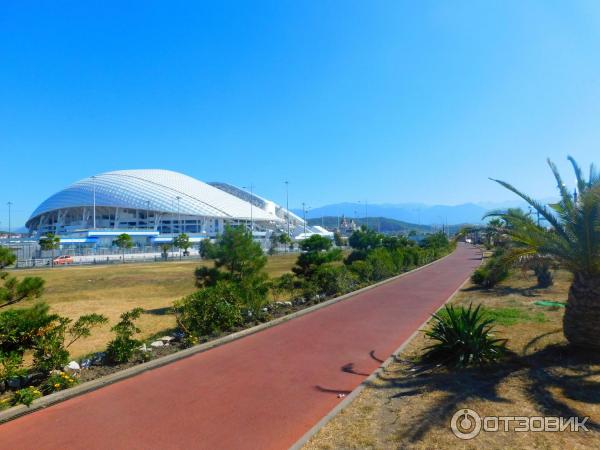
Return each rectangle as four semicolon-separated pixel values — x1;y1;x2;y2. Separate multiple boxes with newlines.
43;371;76;394
349;260;373;284
0;303;56;356
313;266;358;297
471;255;509;288
422;304;507;368
293;235;342;280
174;281;243;337
238;275;270;319
366;248;396;281
271;273;297;301
0;352;26;384
11;386;42;407
390;249;406;273
32;316;71;373
106;308;144;364
32;312;108;373
533;262;553;288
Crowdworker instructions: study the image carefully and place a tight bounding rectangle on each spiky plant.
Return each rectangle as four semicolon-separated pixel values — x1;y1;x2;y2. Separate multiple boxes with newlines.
423;304;506;367
489;156;600;349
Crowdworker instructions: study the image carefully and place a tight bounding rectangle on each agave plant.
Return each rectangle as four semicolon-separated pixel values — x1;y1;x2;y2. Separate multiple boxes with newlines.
422;304;506;368
490;157;600;349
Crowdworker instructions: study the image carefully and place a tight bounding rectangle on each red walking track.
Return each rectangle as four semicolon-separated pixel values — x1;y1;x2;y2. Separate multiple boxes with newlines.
1;244;481;450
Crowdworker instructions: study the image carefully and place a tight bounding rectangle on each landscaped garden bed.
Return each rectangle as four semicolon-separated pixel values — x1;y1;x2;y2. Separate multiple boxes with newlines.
1;226;456;415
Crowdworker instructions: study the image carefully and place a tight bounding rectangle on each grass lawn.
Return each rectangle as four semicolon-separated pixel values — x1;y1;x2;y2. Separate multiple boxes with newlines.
304;268;600;449
8;254;297;357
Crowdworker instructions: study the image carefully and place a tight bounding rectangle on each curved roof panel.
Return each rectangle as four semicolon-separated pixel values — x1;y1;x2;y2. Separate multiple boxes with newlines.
28;169;280;223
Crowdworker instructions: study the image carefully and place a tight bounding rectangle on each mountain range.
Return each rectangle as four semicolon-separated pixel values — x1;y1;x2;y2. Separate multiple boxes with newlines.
293;200;551;225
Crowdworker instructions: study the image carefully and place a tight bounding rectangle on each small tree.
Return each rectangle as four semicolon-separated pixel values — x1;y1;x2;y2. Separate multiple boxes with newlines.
173;233;191;256
113;233;133;262
106;308;144;363
0;246;44;309
198;238;215;259
278;233;292;252
38;233;60;266
333;231;344;247
33;313;108;373
160;243;170;260
293;235;342;280
210;226;267;283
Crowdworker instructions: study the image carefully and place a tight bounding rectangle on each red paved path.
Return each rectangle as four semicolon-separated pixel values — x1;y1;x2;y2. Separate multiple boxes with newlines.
1;244;481;450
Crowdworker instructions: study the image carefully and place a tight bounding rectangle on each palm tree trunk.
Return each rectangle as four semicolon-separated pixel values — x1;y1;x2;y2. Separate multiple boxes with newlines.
564;272;600;349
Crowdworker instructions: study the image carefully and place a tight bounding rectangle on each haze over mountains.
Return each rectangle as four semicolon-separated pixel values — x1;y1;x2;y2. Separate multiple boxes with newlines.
293;200;553;225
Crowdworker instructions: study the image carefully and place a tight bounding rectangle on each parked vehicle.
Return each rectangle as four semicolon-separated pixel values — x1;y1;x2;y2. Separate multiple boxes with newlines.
53;255;74;265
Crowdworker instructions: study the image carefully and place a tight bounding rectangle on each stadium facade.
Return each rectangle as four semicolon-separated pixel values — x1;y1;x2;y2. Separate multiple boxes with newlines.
26;169;329;248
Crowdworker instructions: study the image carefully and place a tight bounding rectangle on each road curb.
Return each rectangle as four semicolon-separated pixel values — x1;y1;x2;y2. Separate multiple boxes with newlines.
0;249;458;424
289;246;483;450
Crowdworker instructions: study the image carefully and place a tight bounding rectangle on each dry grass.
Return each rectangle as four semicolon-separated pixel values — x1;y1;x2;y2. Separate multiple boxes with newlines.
8;254;297;357
304;269;600;449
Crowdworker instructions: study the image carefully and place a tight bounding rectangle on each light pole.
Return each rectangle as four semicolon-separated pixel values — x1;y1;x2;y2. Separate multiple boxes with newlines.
91;176;96;230
176;196;182;235
146;200;151;230
7;201;12;247
365;200;368;229
284;181;290;237
243;185;254;234
302;202;307;236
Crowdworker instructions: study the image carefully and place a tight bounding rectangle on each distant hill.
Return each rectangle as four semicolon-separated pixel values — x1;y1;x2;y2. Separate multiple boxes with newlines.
296;203;485;225
293;200;542;225
307;216;439;234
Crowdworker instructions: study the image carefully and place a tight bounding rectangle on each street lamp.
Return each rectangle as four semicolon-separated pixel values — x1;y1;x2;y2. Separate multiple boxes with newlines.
243;185;254;234
146;200;151;230
284;181;290;237
91;176;96;230
7;201;12;247
176;196;182;235
302;202;307;236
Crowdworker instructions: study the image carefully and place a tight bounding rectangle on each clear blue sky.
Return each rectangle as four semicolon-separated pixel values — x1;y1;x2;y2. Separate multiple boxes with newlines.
2;1;600;227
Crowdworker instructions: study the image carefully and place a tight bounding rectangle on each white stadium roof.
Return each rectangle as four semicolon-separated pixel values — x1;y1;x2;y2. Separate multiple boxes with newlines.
27;169;283;224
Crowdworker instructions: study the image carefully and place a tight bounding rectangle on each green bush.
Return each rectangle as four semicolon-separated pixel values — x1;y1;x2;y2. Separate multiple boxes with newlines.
313;266;358;297
238;275;270;319
43;370;77;394
271;273;297;301
174;281;243;337
349;260;373;284
32;312;108;373
10;386;42;407
366;248;396;281
292;235;342;280
533;262;553;288
0;303;56;356
422;304;507;368
106;308;144;364
471;257;509;288
0;352;26;384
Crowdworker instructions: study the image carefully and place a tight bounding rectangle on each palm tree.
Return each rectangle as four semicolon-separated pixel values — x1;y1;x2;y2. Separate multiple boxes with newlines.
489;156;600;349
113;233;133;262
39;232;60;267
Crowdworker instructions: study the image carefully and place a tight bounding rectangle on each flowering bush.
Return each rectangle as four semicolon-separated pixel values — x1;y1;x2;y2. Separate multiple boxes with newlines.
43;371;76;393
11;386;42;407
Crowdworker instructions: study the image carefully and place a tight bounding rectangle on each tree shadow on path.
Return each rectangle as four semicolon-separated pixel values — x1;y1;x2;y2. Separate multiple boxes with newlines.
363;330;600;443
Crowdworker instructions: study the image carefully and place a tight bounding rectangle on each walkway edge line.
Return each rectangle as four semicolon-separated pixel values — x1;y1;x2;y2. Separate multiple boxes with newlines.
289;247;482;450
0;250;457;424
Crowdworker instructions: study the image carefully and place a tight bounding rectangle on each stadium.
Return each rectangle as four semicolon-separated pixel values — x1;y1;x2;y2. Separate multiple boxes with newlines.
26;169;329;249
